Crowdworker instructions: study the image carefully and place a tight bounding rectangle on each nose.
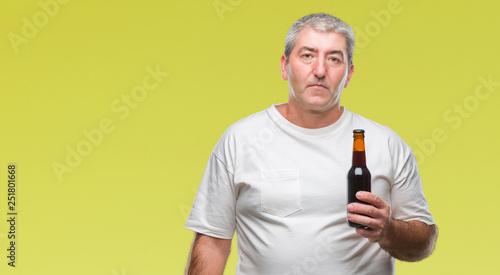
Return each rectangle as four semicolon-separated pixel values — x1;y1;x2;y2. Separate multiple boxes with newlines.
313;58;326;79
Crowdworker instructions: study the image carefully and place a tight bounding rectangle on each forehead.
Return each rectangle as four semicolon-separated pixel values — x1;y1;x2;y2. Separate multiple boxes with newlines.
294;27;347;53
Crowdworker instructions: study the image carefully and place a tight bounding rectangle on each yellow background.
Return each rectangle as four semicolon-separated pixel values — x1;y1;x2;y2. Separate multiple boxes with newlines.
1;0;499;274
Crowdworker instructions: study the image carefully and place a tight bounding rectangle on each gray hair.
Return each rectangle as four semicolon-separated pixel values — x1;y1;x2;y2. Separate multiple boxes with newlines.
284;13;355;66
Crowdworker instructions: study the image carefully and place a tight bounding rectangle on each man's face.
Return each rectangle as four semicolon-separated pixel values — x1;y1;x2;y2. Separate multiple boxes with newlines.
280;27;354;112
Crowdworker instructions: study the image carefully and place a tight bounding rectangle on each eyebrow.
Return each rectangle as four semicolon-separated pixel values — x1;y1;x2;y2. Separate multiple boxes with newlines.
298;46;344;56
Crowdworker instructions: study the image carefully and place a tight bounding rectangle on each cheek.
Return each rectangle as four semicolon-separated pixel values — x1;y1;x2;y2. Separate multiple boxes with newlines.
331;68;347;82
291;67;309;82
290;73;305;89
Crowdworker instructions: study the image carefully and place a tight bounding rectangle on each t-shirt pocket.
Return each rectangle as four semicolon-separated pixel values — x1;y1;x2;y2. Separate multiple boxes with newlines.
260;170;301;217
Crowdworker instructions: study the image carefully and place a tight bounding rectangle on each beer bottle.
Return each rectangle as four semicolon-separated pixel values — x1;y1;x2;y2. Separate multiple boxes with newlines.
347;129;371;228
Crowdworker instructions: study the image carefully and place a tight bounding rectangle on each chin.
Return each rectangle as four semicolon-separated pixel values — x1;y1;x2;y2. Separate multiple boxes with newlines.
303;102;335;112
304;96;333;107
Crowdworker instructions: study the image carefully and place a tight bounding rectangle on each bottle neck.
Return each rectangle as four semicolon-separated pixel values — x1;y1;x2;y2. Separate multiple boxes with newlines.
352;134;366;166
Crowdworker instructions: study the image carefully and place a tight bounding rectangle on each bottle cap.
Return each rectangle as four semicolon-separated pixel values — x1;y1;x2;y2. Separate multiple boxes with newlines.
353;129;365;133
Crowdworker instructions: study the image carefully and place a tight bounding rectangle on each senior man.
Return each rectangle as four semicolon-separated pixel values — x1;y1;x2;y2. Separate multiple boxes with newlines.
185;13;437;275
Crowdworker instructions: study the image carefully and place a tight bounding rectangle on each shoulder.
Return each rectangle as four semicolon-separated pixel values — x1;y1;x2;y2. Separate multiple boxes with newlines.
347;109;401;138
225;108;271;134
212;107;272;160
346;109;411;154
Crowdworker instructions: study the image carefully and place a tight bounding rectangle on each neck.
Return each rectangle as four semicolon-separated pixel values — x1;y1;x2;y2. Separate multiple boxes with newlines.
276;101;344;129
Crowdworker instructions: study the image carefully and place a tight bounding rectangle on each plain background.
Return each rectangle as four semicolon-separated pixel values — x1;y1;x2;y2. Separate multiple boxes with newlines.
1;0;499;274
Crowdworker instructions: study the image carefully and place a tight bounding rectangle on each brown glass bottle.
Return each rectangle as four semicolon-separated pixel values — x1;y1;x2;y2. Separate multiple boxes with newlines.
347;129;371;228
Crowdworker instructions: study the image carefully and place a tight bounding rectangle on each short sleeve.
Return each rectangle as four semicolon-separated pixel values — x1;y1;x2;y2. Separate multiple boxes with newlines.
185;152;237;239
390;143;435;225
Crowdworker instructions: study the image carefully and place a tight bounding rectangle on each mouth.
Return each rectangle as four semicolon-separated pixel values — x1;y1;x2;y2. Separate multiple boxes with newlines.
309;84;328;90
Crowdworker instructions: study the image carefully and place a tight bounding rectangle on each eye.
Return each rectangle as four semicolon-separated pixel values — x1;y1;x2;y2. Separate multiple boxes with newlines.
302;54;313;59
329;57;340;62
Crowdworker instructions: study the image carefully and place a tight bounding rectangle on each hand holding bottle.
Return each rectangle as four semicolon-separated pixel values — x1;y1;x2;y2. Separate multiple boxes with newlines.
347;191;392;243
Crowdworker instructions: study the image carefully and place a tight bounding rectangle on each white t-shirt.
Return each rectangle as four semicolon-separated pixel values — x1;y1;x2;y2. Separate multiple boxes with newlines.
186;105;434;275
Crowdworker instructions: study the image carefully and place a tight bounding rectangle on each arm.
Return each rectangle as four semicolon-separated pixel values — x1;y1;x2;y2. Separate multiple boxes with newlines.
185;233;232;275
347;191;438;262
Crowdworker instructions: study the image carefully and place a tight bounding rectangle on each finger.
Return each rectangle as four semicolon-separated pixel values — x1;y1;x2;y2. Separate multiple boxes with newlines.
347;212;375;229
347;206;388;231
347;203;380;219
356;192;387;209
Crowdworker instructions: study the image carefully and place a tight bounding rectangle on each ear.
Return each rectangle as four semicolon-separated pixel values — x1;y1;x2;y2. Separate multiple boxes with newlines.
280;54;288;81
343;63;355;88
